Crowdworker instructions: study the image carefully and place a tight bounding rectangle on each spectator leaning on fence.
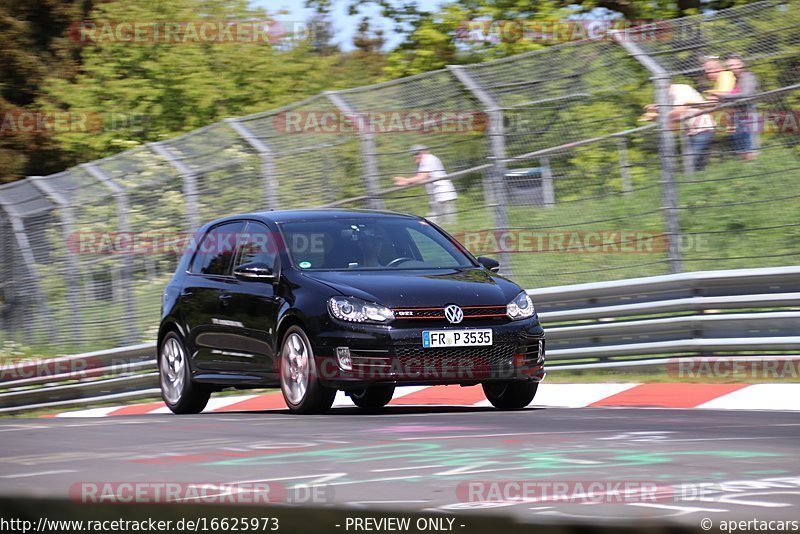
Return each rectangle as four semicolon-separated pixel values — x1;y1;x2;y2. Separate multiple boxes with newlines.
640;84;716;172
670;84;716;171
717;54;760;162
393;145;458;226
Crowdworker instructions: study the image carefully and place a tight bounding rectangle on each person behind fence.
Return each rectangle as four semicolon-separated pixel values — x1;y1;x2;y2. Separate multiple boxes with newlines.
702;56;736;99
393;144;458;226
717;54;760;161
640;84;716;172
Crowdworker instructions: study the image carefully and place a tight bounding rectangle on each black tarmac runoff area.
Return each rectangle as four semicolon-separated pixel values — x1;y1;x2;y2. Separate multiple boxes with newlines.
1;406;799;530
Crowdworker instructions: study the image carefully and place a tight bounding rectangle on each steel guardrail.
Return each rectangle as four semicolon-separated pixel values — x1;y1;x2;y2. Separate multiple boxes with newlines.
1;267;798;414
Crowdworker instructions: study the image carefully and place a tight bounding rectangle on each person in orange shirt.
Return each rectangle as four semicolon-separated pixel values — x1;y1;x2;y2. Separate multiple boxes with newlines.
703;56;736;99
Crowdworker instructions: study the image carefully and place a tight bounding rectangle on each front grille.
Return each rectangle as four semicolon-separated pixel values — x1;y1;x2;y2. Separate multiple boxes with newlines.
394;344;515;364
463;306;508;318
392;305;507;321
395;344;516;378
348;344;519;379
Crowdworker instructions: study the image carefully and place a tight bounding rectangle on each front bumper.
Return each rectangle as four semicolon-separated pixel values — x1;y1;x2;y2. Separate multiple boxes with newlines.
313;318;546;388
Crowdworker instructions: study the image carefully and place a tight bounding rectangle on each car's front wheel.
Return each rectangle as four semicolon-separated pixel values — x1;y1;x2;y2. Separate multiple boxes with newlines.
280;326;336;414
159;331;211;414
482;381;538;410
348;385;395;409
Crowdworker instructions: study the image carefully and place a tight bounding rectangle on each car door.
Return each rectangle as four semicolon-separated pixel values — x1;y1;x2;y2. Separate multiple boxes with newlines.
181;220;244;371
214;221;282;374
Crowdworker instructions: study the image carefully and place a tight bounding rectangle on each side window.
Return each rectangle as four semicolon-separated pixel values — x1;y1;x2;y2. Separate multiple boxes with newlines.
190;221;244;276
234;222;277;270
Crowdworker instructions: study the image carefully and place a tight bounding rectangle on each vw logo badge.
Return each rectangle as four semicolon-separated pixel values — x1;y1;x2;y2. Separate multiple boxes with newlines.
444;304;464;324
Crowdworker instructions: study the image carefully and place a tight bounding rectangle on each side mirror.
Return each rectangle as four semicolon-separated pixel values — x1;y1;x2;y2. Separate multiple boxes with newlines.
477;256;500;272
234;262;275;282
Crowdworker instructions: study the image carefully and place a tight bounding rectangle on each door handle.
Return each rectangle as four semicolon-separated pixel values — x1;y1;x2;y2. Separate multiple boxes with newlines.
219;292;233;306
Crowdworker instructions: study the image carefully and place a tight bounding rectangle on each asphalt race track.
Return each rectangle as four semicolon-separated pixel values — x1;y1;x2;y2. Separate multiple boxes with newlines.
1;406;799;529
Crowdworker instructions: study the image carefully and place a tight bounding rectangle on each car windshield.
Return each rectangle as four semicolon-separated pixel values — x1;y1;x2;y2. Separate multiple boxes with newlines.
279;217;475;271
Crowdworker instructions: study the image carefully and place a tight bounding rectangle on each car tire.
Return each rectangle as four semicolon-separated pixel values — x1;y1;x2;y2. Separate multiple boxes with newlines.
159;331;211;414
348;386;395;409
279;326;336;414
482;381;538;410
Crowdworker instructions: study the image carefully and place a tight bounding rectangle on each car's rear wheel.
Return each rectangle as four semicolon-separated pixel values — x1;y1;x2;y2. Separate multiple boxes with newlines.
280;326;336;414
348;385;395;409
160;331;211;414
482;381;538;410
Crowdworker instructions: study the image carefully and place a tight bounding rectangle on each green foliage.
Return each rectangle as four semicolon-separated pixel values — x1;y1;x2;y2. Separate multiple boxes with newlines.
0;0;90;181
1;0;387;182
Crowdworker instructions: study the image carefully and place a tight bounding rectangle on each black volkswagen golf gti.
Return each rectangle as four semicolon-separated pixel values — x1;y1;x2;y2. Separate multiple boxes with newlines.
158;209;545;414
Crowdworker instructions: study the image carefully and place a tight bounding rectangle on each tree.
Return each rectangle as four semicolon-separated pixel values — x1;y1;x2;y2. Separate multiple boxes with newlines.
37;0;386;166
308;0;770;79
0;0;92;182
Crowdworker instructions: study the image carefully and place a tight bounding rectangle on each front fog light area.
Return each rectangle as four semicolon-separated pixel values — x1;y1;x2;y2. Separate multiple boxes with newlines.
336;346;352;370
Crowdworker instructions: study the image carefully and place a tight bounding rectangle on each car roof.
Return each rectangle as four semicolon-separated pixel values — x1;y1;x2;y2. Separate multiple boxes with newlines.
202;208;422;228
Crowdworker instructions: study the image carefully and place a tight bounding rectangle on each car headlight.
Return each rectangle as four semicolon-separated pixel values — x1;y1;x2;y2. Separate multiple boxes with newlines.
328;296;395;324
507;291;535;320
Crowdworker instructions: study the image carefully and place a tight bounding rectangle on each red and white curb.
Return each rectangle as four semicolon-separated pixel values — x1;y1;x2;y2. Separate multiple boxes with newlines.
45;382;800;417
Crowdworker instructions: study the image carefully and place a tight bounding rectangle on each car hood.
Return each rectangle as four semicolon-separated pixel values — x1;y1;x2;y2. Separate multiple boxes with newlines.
301;268;521;308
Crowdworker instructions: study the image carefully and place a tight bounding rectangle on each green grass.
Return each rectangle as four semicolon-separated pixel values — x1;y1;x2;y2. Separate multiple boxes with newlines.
382;142;800;288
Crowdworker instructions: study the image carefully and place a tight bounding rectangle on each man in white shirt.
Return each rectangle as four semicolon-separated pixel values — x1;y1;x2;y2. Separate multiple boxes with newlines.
393;144;458;226
641;84;716;172
668;84;716;171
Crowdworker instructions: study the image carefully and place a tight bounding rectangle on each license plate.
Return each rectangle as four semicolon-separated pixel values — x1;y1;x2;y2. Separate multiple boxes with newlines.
422;329;493;348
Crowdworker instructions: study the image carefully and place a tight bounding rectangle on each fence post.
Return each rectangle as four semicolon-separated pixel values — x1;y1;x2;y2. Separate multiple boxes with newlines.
82;164;138;345
0;189;53;345
225;118;279;210
0;214;6;334
150;142;201;231
612;34;683;273
540;157;555;207
679;132;695;175
447;65;512;275
324;91;384;210
28;176;83;345
616;136;633;193
654;76;684;273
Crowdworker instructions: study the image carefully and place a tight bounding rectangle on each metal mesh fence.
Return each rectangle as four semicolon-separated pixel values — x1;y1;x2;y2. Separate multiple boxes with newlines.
455;40;665;288
331;69;496;229
625;0;800;273
236;94;367;209
0;0;798;353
